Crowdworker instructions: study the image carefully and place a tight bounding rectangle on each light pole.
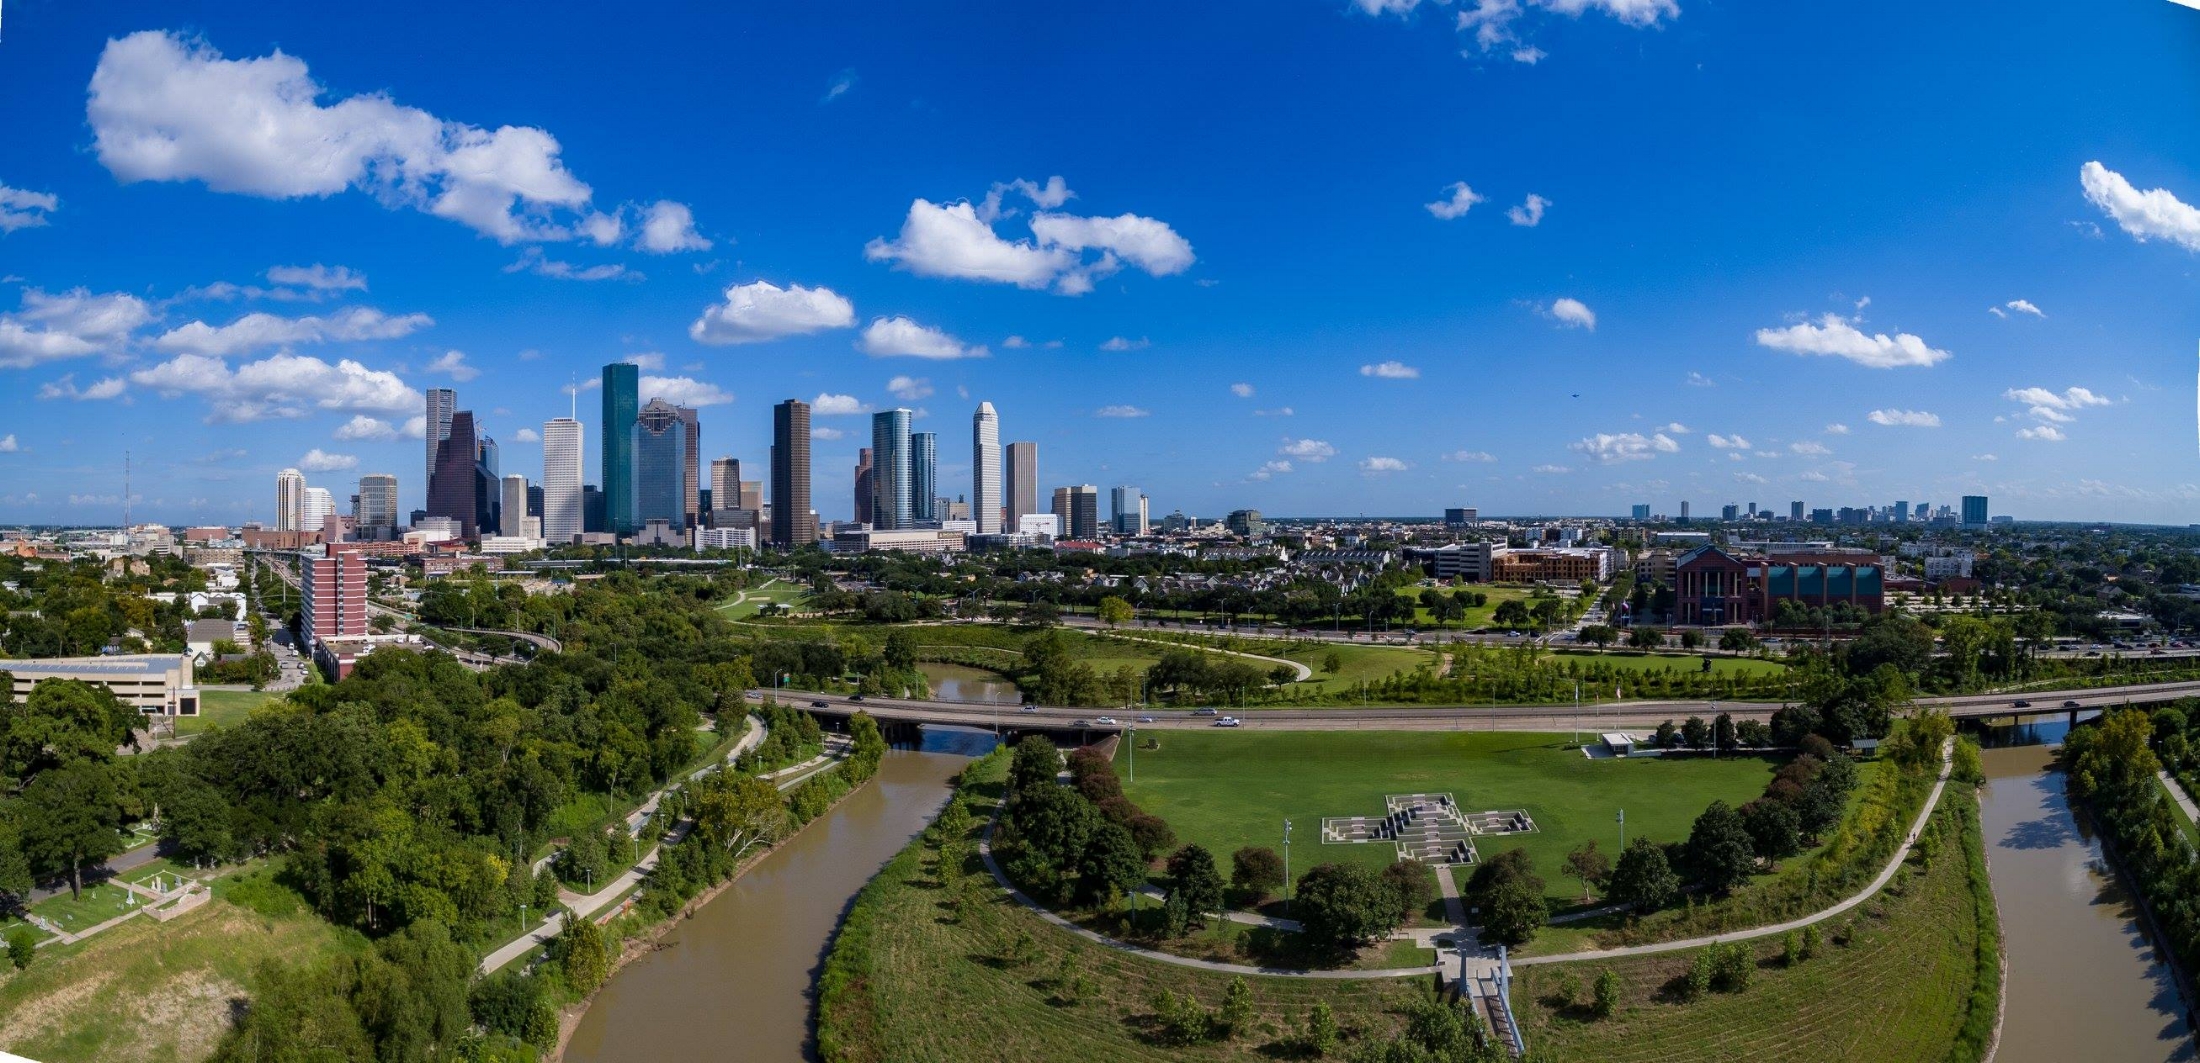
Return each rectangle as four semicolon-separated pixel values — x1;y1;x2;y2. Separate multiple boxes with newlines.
1283;818;1293;917
1128;724;1136;783
1617;808;1626;851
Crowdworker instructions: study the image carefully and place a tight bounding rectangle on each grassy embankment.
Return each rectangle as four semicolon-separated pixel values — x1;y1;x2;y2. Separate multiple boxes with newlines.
176;689;283;735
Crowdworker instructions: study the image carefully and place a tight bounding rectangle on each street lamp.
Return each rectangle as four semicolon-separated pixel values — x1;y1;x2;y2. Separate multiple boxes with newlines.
1283;818;1294;917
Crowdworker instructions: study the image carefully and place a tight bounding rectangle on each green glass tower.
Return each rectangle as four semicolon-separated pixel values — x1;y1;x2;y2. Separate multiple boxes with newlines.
602;362;639;534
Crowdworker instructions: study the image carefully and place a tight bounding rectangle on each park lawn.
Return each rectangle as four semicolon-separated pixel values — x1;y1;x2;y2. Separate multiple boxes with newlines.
1394;584;1545;632
1545;650;1790;678
1276;643;1434;696
30;883;136;933
716;577;811;619
0;885;363;1063
1119;731;1780;908
177;689;283;735
1514;787;1992;1063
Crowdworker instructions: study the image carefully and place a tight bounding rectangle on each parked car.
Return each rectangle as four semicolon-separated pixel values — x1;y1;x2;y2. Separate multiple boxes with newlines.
1192;707;1220;716
1214;716;1243;728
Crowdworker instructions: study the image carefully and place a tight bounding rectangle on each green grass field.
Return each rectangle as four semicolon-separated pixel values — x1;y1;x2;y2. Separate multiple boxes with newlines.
1545;650;1790;678
177;689;283;735
2159;775;2200;850
1392;584;1546;631
717;577;812;619
1277;643;1434;695
1514;788;1993;1063
30;883;136;932
1119;731;1780;907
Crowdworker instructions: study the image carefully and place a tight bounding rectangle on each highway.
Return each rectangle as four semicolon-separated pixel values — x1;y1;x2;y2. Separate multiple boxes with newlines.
762;677;2200;734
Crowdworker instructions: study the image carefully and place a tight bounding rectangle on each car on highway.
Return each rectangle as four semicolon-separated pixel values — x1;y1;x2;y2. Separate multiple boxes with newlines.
2064;699;2082;709
2012;699;2031;708
1214;716;1242;727
812;700;830;708
1138;715;1156;723
1094;716;1117;725
1019;705;1037;714
1192;707;1220;716
1071;719;1089;727
848;694;865;702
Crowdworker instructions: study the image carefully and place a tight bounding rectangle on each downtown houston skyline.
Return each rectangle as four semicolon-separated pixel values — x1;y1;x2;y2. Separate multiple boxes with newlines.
2;3;2200;525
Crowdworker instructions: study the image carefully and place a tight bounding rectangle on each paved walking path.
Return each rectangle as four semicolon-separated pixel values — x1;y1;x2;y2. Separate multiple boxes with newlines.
1434;864;1469;926
2159;770;2200;827
1100;632;1314;682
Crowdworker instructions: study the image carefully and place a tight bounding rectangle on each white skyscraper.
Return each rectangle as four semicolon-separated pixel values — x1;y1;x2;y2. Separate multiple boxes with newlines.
972;401;1001;534
301;486;335;531
275;468;307;531
501;474;529;539
358;474;399;538
542;417;583;545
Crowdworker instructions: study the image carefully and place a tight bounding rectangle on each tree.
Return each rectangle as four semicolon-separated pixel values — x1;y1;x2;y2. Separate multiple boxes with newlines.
692;772;787;862
1305;1002;1340;1055
1230;846;1285;900
1592;969;1620;1018
1166;845;1225;927
1679;629;1703;650
1654;719;1680;749
1218;976;1253;1039
1009;734;1062;795
1493;599;1532;629
1607;838;1678;913
1681;715;1711;750
1097;597;1134;628
1687;801;1757;892
5;926;33;970
1320;651;1343;676
1629;626;1665;650
1740;799;1802;863
1076;821;1147;905
1;678;139;780
19;761;124;899
552;911;610;994
1294;862;1405;950
1563;841;1611;903
1482;876;1544;946
1713;712;1737;752
1719;627;1757;654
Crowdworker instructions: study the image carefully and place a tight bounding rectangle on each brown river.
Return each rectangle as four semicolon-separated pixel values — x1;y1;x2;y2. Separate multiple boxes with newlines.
1979;741;2196;1062
561;730;992;1063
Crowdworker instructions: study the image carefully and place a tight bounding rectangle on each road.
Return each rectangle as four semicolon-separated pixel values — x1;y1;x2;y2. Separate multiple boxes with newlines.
773;677;2200;734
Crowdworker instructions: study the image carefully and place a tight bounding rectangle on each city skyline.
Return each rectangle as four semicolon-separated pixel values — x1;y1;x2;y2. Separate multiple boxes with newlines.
4;4;2200;525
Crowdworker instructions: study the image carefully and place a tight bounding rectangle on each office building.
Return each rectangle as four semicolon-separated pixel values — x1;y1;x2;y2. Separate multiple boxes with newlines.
424;388;455;504
275;468;306;531
582;485;606;534
1446;507;1481;527
1004;440;1037;527
302;487;335;531
910;431;938;523
1111;485;1148;535
710;458;741;511
426;412;482;538
870;408;913;530
672;404;700;527
357;474;399;538
1721;504;1740;522
737;480;762;510
301;551;368;646
1052;485;1097;540
1226;509;1266;537
542;417;583;544
1961;495;1989;527
500;475;530;540
1678;500;1691;522
1791;501;1805;521
1674;545;1885;626
771;399;815;547
633;398;690;529
602;362;639;534
973;404;1003;534
853;448;875;525
1630;504;1651;521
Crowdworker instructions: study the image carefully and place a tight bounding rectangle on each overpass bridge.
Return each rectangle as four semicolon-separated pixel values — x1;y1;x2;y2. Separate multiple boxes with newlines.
760;678;2200;737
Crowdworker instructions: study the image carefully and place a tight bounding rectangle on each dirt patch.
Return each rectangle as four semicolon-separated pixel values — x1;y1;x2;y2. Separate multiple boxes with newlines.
0;964;122;1047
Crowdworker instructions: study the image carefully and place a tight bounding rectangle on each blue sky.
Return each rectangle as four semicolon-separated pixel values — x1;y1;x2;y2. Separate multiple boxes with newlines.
3;0;2199;525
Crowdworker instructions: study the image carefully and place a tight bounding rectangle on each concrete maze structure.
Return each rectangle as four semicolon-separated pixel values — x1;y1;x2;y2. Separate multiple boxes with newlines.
1321;792;1536;866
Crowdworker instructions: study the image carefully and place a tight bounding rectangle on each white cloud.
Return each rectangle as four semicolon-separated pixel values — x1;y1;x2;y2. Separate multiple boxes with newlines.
688;279;855;345
2005;385;2110;413
1095;404;1150;418
1706;434;1750;449
1531;464;1571;475
821;69;858;104
1230;382;1255;398
1360;360;1421;379
1988;299;2044;319
153;306;433;357
811;425;845;441
1455;0;1676;58
1686;371;1715;387
1734;472;1768;484
0;183;60;233
2017;425;2066;442
1973;453;1998;461
1511;46;1547;64
334;414;397;440
1255;407;1295;417
0;288;155;369
504;246;633;282
87;30;635;245
1352;0;1422;13
1100;336;1151;351
1824;422;1849;434
1545;297;1596;330
1443;450;1497;463
857;316;985;360
299;448;356;472
1248;460;1294;481
637;200;711;253
1280;438;1337;462
131;351;418;423
1754;312;1949;368
0;436;17;453
37;374;128;401
641;374;732;407
1798;470;1829;482
621;352;665;370
1359;456;1410;473
887;376;933;401
1001;335;1030;349
1424;182;1483;220
401;414;427;439
812;393;870;416
1660;422;1690;434
1507;194;1548;227
424;349;478;382
1789;440;1833;456
511;427;540;443
865;179;1191;294
1866;408;1940;427
2081;161;2200;252
1570;431;1679;463
265;264;366;292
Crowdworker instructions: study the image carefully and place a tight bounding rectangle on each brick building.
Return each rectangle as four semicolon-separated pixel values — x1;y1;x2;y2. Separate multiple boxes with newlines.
1673;545;1884;626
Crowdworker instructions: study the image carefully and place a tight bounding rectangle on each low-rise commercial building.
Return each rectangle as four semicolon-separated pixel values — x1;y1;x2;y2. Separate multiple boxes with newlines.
1673;545;1885;626
4;655;201;717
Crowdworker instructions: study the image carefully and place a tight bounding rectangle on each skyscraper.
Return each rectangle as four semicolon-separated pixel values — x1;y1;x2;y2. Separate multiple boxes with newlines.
771;399;815;547
973;404;1002;534
427;410;481;539
275;467;306;531
1111;485;1148;535
910;431;938;523
1056;485;1099;539
1630;504;1651;521
602;362;639;534
1791;500;1804;521
870;408;913;530
501;475;529;538
1005;440;1037;527
675;404;701;527
302;486;334;531
358;474;399;538
853;448;874;526
632;398;690;529
1961;495;1989;526
424;388;454;505
709;458;741;508
542;418;583;544
301;552;366;647
1895;500;1910;523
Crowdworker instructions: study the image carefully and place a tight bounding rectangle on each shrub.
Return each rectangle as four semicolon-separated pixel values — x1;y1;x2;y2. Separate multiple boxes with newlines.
1592;969;1620;1018
5;926;34;970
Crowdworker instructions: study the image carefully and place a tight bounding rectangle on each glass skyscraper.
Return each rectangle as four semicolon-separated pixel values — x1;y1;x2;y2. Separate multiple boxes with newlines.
602;362;639;534
870;408;912;530
632;398;688;528
909;431;937;522
771;399;815;547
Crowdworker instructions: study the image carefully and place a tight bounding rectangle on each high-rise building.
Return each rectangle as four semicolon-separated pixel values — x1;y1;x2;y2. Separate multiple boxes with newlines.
302;487;335;531
771;399;815;548
972;404;1003;534
1448;507;1482;527
602;362;639;534
301;552;367;647
1895;500;1911;523
1961;495;1989;526
1679;500;1691;523
1111;485;1148;535
1003;440;1039;528
542;418;583;545
674;404;701;527
632;398;690;529
910;431;938;523
424;388;455;506
710;458;741;509
275;468;306;531
870;409;913;530
582;485;606;534
427;410;481;538
853;448;875;525
1721;504;1740;522
1630;504;1651;521
1791;500;1805;521
739;481;762;510
1226;509;1266;537
358;474;399;538
501;475;530;539
1054;484;1098;539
